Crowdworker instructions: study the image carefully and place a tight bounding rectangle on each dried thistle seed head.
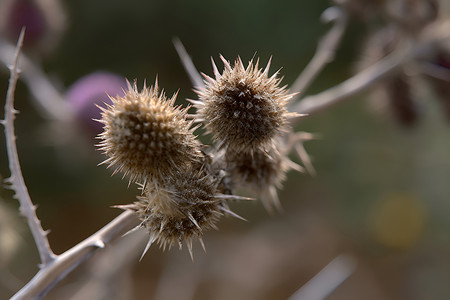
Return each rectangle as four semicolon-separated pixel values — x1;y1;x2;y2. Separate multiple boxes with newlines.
195;56;295;152
225;144;302;213
126;167;243;259
97;80;203;183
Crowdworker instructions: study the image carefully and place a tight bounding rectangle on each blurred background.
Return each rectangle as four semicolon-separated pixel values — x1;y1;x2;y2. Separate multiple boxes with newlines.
1;0;450;299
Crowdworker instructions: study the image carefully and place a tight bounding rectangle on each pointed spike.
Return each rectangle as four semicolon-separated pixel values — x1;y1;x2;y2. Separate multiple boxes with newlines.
268;186;283;213
187;99;204;106
187;239;194;261
97;157;113;166
297;131;319;141
113;203;137;210
94;240;106;249
220;206;247;222
121;224;142;238
287;159;305;173
159;220;167;234
126;79;133;92
143;78;148;91
219;54;232;71
187;213;202;231
211;57;221;78
264;56;273;75
260;194;275;215
199;237;207;253
154;76;159;94
215;194;255;201
140;236;155;261
295;143;316;176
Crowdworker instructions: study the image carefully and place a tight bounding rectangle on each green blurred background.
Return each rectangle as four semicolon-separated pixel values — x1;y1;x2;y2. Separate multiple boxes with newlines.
1;0;450;299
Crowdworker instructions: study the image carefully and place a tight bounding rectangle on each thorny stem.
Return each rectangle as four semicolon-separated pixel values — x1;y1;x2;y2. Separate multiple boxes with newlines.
2;31;140;300
0;36;73;122
290;6;348;98
11;210;139;300
1;29;56;267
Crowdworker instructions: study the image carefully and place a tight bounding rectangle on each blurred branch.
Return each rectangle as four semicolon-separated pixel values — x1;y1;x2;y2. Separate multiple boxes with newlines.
66;231;146;300
291;26;450;117
0;37;74;122
1;29;56;267
11;210;139;300
288;254;357;300
417;61;450;82
173;37;205;90
290;6;348;98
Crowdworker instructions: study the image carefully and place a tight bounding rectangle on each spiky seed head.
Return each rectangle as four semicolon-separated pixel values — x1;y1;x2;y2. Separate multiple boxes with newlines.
195;56;295;152
127;167;239;254
226;144;302;213
97;80;203;183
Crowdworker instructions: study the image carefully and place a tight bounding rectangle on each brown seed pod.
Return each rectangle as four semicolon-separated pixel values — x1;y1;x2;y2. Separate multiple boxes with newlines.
97;80;203;184
122;166;244;259
194;56;295;152
225;142;302;213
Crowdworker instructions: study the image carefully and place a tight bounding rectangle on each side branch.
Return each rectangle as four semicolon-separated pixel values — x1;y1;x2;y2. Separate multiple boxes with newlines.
290;6;348;97
1;29;55;267
291;30;450;117
173;37;205;89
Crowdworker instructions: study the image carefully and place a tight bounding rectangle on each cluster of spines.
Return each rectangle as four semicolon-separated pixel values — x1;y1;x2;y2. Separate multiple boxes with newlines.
97;79;245;259
194;56;296;152
97;80;202;184
224;141;302;212
194;56;301;212
97;57;308;257
121;166;245;259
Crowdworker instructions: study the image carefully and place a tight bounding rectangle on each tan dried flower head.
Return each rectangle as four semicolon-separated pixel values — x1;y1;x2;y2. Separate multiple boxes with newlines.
124;166;243;259
194;56;295;152
225;144;301;213
97;80;203;183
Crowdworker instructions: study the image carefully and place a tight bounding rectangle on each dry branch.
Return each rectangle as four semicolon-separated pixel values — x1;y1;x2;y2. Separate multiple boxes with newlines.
1;29;55;268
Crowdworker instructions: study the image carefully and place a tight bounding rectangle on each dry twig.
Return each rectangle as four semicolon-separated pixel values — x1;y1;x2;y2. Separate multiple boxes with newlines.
1;29;55;267
291;26;450;117
290;6;348;98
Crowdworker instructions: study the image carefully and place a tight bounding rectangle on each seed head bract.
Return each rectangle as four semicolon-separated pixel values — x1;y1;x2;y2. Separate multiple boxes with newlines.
97;79;203;184
194;56;296;152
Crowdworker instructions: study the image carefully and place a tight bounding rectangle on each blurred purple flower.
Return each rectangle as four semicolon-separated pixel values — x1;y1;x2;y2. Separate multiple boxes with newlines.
4;0;46;47
0;0;66;53
66;72;127;136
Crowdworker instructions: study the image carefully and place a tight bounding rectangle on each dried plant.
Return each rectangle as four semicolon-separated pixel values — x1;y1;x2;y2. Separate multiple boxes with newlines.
2;1;450;299
97;80;203;184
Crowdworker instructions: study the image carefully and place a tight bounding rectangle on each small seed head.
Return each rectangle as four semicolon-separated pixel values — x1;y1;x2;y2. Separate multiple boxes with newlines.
97;80;202;183
225;143;300;212
195;56;294;152
129;167;227;252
